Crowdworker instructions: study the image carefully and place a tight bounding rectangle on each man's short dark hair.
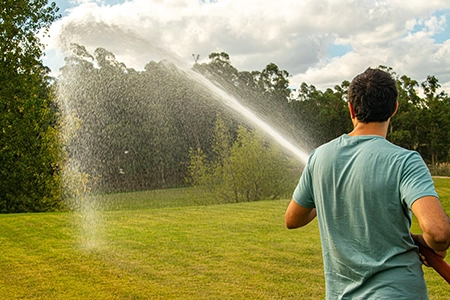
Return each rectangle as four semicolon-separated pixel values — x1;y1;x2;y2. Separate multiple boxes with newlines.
348;68;398;123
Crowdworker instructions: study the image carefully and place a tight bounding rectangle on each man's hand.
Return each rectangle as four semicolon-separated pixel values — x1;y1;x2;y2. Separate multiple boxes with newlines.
412;233;447;261
412;233;450;283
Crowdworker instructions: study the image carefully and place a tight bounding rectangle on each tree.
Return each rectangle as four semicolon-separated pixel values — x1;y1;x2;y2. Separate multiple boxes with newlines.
419;76;450;165
255;63;291;106
388;74;450;165
388;75;421;150
0;1;62;212
289;81;351;148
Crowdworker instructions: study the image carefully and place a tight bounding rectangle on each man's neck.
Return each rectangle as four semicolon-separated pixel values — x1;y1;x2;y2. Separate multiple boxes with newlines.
348;120;390;138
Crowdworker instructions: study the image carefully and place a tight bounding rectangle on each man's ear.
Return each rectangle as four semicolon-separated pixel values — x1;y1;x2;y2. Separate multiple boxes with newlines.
391;101;399;117
348;102;356;119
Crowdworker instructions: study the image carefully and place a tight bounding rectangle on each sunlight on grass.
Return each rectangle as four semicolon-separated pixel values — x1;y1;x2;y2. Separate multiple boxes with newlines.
0;178;448;299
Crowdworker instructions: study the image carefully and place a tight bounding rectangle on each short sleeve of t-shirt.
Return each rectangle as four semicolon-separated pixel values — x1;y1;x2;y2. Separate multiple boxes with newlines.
292;154;315;209
399;151;439;208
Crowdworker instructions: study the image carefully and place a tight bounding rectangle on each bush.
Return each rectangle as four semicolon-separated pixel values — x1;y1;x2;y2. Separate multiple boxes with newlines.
428;163;450;177
187;117;300;203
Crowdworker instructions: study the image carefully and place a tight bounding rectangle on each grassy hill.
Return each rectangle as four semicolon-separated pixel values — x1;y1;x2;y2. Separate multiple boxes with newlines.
0;178;449;299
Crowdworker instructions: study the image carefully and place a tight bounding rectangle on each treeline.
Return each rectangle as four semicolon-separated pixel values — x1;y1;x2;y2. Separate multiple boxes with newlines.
59;46;228;193
57;48;332;194
194;54;450;167
59;47;450;197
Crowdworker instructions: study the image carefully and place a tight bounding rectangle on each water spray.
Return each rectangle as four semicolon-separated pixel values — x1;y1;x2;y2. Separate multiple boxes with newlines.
57;23;310;165
153;52;311;164
182;68;310;164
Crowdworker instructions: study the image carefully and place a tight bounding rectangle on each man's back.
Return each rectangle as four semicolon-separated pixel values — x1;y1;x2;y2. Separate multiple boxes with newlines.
293;134;436;298
286;68;450;299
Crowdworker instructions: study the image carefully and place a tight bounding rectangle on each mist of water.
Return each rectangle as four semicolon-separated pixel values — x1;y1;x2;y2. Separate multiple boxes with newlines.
57;21;310;250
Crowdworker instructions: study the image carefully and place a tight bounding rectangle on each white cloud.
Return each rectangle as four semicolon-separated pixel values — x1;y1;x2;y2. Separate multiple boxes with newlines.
43;0;450;92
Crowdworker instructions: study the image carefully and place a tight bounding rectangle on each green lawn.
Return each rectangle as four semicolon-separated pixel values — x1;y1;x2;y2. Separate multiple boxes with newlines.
0;178;449;299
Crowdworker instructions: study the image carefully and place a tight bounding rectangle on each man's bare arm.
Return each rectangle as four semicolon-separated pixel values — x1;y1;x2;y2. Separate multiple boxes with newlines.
411;196;450;253
285;199;317;229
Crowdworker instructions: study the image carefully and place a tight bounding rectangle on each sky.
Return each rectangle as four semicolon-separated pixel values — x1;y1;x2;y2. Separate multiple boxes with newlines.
44;0;450;92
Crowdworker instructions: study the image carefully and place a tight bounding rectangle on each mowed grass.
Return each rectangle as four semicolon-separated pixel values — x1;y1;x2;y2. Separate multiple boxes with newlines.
0;178;449;299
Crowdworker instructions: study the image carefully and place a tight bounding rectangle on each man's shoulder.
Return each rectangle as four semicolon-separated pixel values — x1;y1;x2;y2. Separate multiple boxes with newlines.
312;134;419;160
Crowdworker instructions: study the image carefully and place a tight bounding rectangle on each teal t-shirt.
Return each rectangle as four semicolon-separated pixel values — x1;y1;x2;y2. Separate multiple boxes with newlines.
293;134;438;299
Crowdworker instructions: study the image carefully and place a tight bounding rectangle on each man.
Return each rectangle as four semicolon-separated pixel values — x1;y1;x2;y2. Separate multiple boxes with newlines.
285;68;450;299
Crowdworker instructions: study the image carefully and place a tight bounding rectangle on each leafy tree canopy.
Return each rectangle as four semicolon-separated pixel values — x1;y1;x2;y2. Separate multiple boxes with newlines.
0;1;62;213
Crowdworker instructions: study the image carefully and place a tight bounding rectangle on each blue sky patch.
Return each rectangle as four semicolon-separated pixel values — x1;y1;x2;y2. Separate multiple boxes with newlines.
433;10;450;44
327;44;352;58
54;0;126;16
408;10;450;44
